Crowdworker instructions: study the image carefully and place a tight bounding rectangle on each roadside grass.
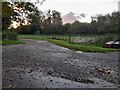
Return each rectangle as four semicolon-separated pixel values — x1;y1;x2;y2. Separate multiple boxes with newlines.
18;35;120;52
48;39;120;53
0;40;25;45
0;40;2;44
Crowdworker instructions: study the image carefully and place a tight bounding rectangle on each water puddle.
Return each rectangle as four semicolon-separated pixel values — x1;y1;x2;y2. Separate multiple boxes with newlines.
76;51;83;53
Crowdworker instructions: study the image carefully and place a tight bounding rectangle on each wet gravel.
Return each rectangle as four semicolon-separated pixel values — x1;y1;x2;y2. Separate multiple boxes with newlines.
2;39;119;88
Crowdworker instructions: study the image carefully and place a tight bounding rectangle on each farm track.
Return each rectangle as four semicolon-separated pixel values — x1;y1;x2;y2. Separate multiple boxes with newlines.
2;39;119;88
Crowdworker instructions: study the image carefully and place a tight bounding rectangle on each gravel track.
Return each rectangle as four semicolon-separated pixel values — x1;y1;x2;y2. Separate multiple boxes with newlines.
2;39;119;88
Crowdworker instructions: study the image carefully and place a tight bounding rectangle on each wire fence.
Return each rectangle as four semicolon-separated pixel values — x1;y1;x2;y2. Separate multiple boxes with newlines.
18;34;70;41
18;34;102;44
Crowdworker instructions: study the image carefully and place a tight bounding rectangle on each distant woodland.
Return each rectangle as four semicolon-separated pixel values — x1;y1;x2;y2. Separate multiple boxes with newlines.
2;2;120;35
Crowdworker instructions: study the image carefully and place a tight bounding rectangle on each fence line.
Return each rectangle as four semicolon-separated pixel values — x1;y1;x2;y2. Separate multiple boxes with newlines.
19;34;111;44
19;34;70;42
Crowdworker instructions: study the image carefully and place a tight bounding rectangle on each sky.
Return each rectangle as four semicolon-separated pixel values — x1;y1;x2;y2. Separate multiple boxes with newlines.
37;0;120;24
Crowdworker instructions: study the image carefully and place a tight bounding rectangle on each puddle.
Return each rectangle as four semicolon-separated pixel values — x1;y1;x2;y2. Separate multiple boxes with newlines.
76;51;83;54
38;41;47;43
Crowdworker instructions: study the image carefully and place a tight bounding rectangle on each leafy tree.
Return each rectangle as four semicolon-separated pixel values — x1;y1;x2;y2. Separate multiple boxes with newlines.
42;10;62;34
2;1;119;36
62;23;71;34
2;2;13;30
27;6;43;34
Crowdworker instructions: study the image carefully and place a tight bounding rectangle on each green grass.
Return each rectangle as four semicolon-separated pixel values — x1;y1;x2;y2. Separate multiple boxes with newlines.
47;39;120;53
0;40;25;45
18;35;120;52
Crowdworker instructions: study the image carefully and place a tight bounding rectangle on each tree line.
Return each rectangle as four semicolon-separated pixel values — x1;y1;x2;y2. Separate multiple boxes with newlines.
2;2;120;35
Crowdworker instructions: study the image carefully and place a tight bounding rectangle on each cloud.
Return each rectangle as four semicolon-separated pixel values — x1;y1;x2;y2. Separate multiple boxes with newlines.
62;12;86;24
80;13;86;18
62;12;78;24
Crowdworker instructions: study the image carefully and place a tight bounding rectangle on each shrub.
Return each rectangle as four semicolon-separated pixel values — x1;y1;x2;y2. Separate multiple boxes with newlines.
2;31;18;40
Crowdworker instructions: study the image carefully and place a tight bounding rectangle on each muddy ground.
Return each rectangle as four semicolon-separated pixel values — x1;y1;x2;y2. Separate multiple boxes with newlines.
2;39;119;88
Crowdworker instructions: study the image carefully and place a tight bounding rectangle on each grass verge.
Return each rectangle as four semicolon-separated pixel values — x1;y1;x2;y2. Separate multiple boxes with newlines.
47;39;120;53
0;40;25;45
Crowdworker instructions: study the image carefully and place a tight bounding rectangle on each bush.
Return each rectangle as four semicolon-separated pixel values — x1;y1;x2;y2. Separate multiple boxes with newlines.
2;31;18;40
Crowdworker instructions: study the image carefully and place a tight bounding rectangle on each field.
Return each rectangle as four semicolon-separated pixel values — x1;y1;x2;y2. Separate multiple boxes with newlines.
18;34;118;43
18;34;120;52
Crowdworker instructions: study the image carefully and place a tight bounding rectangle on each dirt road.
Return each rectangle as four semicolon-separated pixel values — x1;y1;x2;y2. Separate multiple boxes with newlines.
2;39;119;88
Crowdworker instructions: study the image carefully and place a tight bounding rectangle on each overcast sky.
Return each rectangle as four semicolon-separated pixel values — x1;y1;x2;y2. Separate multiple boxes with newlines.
37;0;119;23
